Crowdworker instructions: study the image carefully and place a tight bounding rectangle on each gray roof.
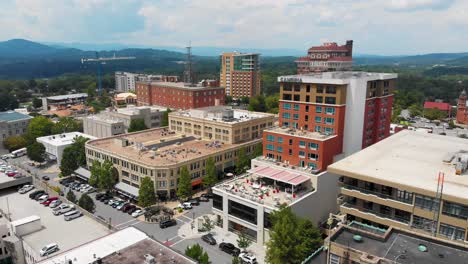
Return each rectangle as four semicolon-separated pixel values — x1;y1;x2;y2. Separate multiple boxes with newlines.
0;111;32;122
45;93;88;101
115;182;139;197
74;167;91;179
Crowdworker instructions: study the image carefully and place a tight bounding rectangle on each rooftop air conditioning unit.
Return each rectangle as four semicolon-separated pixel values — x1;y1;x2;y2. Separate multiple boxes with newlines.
144;254;156;264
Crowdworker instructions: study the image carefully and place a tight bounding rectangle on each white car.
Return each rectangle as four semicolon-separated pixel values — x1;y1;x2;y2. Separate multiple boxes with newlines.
239;252;257;264
49;200;62;208
19;185;34;194
37;194;49;203
116;202;128;210
177;202;192;210
39;243;59;257
131;209;145;218
53;204;74;215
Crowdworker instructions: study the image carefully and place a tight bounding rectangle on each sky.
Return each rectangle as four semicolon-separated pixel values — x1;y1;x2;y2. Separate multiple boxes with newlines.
0;0;467;55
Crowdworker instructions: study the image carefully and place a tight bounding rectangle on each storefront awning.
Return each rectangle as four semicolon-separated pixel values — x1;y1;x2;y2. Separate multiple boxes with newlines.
74;167;91;180
115;182;139;198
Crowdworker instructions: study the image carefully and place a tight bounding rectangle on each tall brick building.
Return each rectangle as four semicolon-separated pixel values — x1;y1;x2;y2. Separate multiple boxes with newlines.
220;52;261;99
135;82;225;110
295;40;353;74
456;90;468;125
263;72;396;172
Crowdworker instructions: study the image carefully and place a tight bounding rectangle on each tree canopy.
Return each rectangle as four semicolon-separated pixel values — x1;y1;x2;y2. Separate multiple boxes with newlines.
236;147;250;174
27;142;46;162
177;166;192;201
266;206;322;264
139;177;156;208
78;193;95;212
51;117;82;134
185;244;209;264
161;108;172;127
128;118;148;133
60;136;89;176
3;136;27;152
25;116;54;144
202;157;217;190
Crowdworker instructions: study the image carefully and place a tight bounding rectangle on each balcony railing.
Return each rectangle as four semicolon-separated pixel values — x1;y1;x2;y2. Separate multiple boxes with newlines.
341;184;413;205
342;202;410;224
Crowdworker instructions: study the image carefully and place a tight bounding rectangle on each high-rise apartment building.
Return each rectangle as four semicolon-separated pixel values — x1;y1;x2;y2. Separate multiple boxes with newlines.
329;130;468;245
295;40;353;74
263;72;396;172
220;52;261;98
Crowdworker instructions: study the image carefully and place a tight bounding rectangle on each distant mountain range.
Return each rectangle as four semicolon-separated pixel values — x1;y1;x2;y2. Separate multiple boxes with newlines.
2;39;468;79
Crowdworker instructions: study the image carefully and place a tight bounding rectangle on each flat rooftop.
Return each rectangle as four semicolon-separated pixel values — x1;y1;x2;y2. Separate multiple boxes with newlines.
332;225;468;264
44;93;88;101
116;105;167;115
328;130;468;201
37;132;97;146
213;159;316;208
265;126;336;141
87;128;254;166
0;111;32;122
146;81;223;90
101;237;197;264
171;106;273;124
38;227;149;264
278;71;397;84
0;191;109;258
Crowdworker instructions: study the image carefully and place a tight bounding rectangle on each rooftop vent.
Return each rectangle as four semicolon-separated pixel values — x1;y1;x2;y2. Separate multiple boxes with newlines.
144;254;156;264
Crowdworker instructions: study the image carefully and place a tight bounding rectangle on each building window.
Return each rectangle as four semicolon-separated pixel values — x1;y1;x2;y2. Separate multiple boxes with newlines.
283;103;291;110
293;114;299;120
228;200;257;224
213;194;223;210
317;85;324;93
316;106;322;113
415;194;440;212
308;153;318;160
277;137;283;143
324;127;334;134
289;139;293;145
277;146;283;153
293;104;300;111
299;141;306;148
266;144;275;151
326;86;337;94
282;113;291;119
308;163;317;169
299;151;305;158
325;107;335;115
308;142;318;150
315;126;321;132
267;135;275;142
442;201;468;220
315;116;322;123
439;223;465;241
396;190;413;204
325;97;336;104
325;117;335;125
316;96;323;103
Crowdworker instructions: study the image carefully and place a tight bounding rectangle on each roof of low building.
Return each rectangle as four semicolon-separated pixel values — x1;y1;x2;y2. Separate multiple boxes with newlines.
0;111;32;122
44;93;88;101
423;101;451;111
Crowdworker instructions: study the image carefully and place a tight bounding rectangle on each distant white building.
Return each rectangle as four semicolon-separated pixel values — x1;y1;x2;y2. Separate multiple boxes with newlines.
36;132;96;165
115;71;180;92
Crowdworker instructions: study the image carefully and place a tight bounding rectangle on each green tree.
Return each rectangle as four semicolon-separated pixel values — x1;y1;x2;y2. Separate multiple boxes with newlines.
66;190;77;203
236;147;250;174
408;104;423;118
128;118;148;133
88;160;101;187
252;143;263;159
225;95;233;104
185;244;210;264
266;206;322;264
139;177;156;208
25;116;54;144
3;136;27;152
27;142;46;162
52;117;82;134
177;166;192;201
32;97;42;108
237;229;253;252
240;96;250;105
248;95;266;112
202;157;217;190
98;160;116;191
232;257;240;264
161;108;172;127
449;120;457;129
59;136;89;176
78;193;95;212
201;215;214;233
265;94;279;113
423;108;447;121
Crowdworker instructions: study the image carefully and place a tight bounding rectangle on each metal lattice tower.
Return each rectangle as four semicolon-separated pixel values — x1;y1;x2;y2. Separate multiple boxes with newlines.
184;42;195;86
431;172;445;236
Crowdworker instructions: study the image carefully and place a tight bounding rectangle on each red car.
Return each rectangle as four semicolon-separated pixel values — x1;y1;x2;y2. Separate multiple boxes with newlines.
42;197;58;206
6;172;16;177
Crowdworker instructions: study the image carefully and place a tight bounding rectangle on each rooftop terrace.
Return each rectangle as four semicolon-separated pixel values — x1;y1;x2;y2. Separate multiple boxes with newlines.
278;71;397;84
328;130;468;201
265;126;336;141
213;159;316;208
87;128;252;166
331;223;468;264
37;132;96;146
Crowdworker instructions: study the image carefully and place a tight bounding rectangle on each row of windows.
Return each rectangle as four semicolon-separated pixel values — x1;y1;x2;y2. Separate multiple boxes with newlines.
282;104;336;114
266;144;319;160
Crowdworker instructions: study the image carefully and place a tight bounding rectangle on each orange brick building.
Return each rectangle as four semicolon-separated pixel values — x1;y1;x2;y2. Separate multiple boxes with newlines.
456;90;468;125
220;52;261;98
263;72;396;172
135;82;225;110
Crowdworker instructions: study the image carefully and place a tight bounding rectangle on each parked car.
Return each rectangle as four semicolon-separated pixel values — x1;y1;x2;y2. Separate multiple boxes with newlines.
201;233;217;245
37;194;49;203
19;185;34;194
102;197;112;204
39;243;59;257
121;204;134;212
49;200;62;208
127;207;138;215
83;187;96;194
53;204;74;216
177;202;192;210
33;192;46;200
202;193;214;199
189;199;200;206
219;242;240;256
112;201;123;208
199;196;209;202
116;202;128;210
42;197;59;206
239;252;258;264
64;210;82;221
159;219;177;229
131;209;145;218
42;175;50;181
6;172;16;177
29;190;45;199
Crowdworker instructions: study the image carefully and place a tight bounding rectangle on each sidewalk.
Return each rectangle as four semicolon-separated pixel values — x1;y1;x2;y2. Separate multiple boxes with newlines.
177;213;266;263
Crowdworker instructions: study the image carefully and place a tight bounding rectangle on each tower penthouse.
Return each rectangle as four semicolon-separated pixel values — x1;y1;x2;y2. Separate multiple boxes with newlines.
295;40;353;74
263;72;396;172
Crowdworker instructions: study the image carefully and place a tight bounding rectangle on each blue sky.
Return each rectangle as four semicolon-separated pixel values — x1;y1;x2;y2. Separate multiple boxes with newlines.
0;0;466;55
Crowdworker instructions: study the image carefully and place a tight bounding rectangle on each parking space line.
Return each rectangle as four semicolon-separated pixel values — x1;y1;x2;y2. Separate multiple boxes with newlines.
176;218;187;224
180;215;192;221
169;236;186;247
115;219;139;228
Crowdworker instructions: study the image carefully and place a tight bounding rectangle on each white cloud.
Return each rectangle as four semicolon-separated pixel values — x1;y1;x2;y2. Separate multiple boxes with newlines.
386;0;454;11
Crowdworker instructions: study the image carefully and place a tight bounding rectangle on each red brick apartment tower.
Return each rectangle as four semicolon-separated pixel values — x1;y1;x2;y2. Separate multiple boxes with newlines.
263;72;397;172
220;52;261;99
295;40;353;74
456;90;468;125
135;82;225;110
